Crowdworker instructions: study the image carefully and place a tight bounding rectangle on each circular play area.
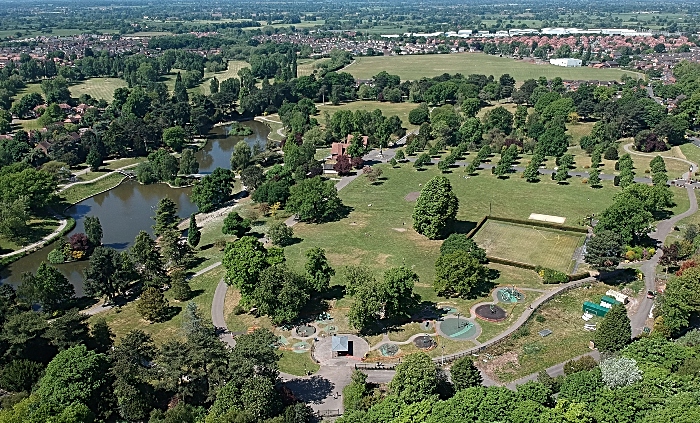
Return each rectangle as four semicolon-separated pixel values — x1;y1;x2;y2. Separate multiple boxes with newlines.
379;343;399;357
413;335;435;350
439;318;479;340
292;341;311;353
296;325;316;337
497;287;524;303
475;304;508;322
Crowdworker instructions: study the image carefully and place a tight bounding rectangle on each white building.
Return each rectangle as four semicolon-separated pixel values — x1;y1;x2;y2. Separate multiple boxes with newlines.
550;58;583;67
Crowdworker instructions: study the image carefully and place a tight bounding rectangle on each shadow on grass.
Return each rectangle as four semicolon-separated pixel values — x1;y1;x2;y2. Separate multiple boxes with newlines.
449;220;477;235
284;376;335;404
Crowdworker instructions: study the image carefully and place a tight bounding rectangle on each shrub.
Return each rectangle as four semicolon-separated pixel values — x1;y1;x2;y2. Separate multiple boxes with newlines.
603;146;619;161
47;247;66;264
564;355;598;375
535;266;568;284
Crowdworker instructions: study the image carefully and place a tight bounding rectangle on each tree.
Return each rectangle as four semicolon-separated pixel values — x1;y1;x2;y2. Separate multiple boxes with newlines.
187;214;200;248
89;317;114;354
222;211;251;237
334;154;353;176
461;98;481;118
412;176;459;239
136;287;169;322
153;198;178;237
169;269;192;301
585;230;623;272
599;357;642;389
84;216;103;247
110;330;156;421
130;231;166;284
482;106;513;135
305;247;335;293
241;165;265;190
440;233;487;262
159;229;193;269
162;126;186;152
251;264;309;324
84;247;134;302
44;308;91;351
191;167;235;213
409;103;430;125
268;221;294;246
434;251;490;297
594;304;631;352
0;197;30;243
588;168;601;187
554;165;568;183
413;152;432;170
389;353;440;404
86;149;102;172
382;266;419;318
173;72;188;103
395;149;406;162
286;176;344;223
18;262;74;312
594;197;654;245
179;148;199;175
230;141;252;171
35;344;111;418
222;236;271;299
343;370;370;412
450;356;482;391
0;359;44;393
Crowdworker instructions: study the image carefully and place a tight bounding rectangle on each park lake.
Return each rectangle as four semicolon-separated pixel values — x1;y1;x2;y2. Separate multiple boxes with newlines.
0;120;270;295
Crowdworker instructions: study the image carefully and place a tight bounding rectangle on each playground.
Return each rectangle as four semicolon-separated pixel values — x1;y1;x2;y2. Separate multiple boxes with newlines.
472;219;586;273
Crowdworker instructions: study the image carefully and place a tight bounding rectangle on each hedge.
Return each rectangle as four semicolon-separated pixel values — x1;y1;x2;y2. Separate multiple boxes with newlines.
488;216;588;234
535;266;569;284
465;216;489;239
488;256;538;270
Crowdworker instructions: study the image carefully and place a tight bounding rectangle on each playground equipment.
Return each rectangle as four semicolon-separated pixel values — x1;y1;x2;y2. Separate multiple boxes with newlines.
582;296;622;317
497;286;524;303
475;304;507;322
379;343;399;357
414;335;435;349
296;325;316;337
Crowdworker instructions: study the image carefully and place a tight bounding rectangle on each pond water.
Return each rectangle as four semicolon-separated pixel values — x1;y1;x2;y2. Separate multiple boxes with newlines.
0;121;269;295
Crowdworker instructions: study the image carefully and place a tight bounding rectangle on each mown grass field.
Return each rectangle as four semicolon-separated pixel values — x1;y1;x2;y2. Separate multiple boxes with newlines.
200;60;250;95
472;220;585;273
344;54;638;82
69;78;128;102
0;218;60;253
317;100;420;131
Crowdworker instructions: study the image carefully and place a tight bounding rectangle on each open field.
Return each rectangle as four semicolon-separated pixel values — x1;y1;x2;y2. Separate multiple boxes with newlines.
472;220;585;273
317;101;420;131
343;54;638;82
90;266;225;344
478;281;610;383
284;164;618;290
201;60;250;95
69;78;127;102
297;59;326;77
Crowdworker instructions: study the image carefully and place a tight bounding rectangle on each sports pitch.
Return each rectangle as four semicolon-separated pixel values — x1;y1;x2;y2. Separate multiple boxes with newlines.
472;219;585;273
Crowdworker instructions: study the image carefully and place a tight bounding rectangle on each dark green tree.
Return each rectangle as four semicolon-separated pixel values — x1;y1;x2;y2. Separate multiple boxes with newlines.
222;211;251;237
230;142;252;171
268;221;294;246
86;149;102;172
434;251;490;298
169;269;192;301
594;304;631;352
191;167;235;213
84;247;135;302
305;247;335;293
136;287;169;322
173;72;189;103
222;236;271;300
440;233;487;262
187;214;200;248
241;165;265;190
588;168;601;187
153;197;178;237
585;230;623;272
179;148;200;175
389;353;441;404
251;264;309;325
18;262;74;312
84;216;103;247
110;330;157;421
412;176;459;239
450;356;483;391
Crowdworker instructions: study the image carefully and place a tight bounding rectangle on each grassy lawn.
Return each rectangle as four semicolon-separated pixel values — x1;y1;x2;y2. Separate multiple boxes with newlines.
297;59;327;77
478;282;610;383
257;114;285;142
103;157;146;170
278;350;320;376
284;164;617;296
90;266;225;344
69;78;128;102
60;173;126;205
472;220;585;273
344;54;637;82
316;101;421;131
679;143;700;168
17;118;44;131
0;218;60;253
201;60;250;95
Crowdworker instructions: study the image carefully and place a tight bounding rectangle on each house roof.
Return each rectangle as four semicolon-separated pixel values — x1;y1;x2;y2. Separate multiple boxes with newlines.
331;335;348;352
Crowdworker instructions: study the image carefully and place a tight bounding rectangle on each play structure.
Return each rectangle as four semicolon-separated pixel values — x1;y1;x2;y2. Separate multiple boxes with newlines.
413;335;435;349
292;341;311;353
296;325;316;337
439;318;478;339
582;296;622;317
497;287;524;303
379;343;399;357
475;304;508;322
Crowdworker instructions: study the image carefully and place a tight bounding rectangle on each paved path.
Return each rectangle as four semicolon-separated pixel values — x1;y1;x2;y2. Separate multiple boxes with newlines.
58;163;139;192
622;143;696;179
255;115;286;140
0;216;69;259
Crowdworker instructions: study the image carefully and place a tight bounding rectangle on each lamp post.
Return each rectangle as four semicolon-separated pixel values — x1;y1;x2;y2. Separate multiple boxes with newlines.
442;344;445;366
456;312;461;328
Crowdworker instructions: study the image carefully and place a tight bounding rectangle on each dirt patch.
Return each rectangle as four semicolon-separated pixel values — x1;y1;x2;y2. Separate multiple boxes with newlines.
404;191;420;202
392;227;407;232
477;350;520;382
327;248;366;267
